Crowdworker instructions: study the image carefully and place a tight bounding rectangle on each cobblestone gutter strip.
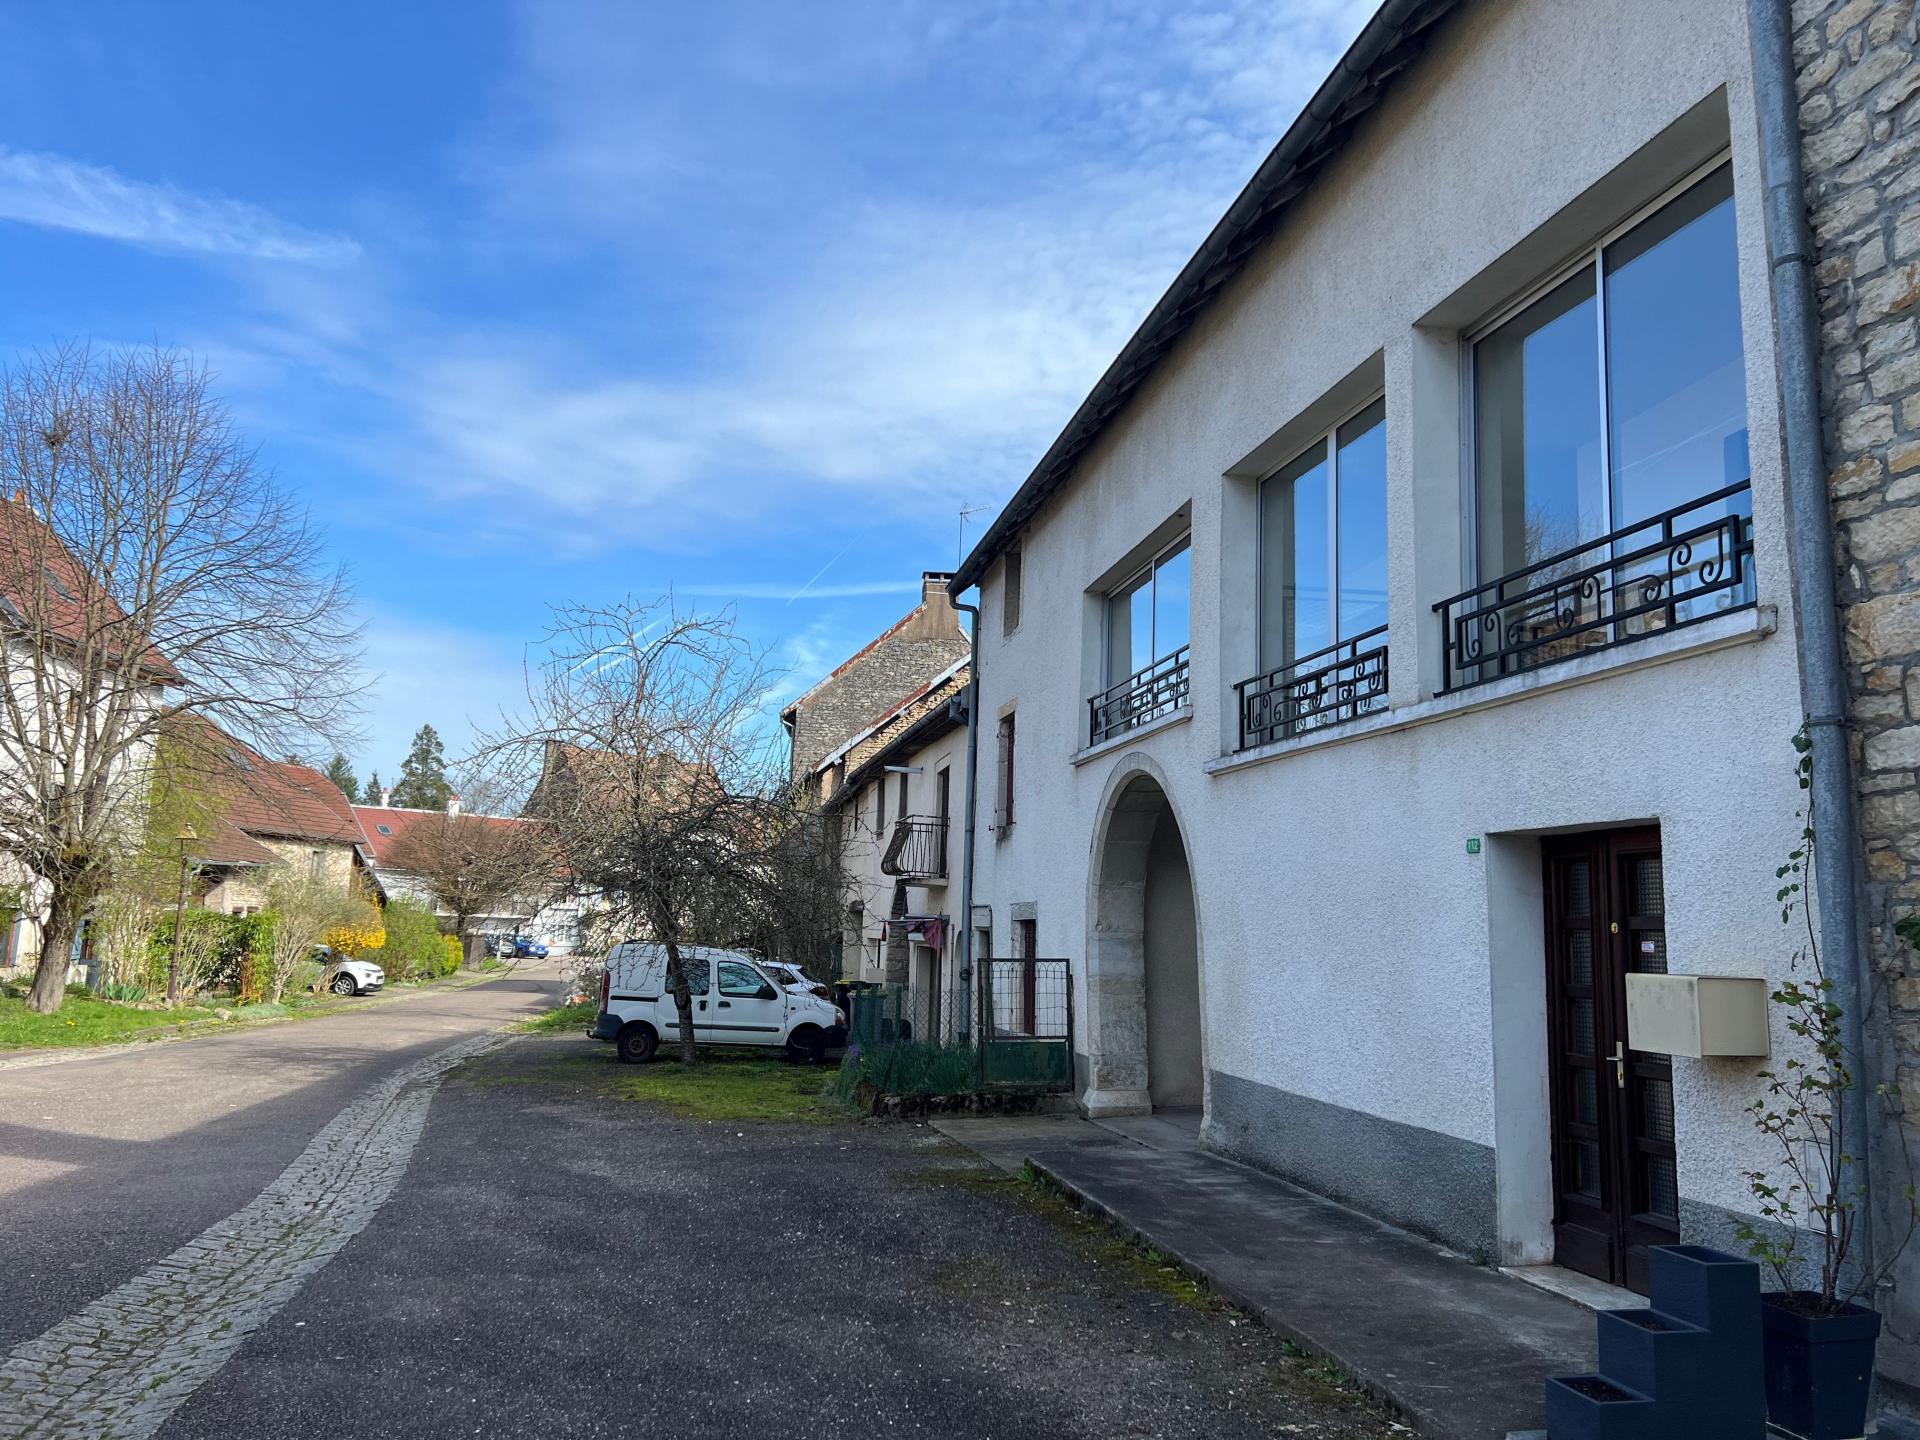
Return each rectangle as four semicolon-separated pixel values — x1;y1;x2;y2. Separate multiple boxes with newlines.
0;1031;508;1439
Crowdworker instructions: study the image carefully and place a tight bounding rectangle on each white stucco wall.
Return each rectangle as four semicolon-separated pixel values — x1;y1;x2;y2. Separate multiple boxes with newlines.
966;0;1807;1258
0;656;166;976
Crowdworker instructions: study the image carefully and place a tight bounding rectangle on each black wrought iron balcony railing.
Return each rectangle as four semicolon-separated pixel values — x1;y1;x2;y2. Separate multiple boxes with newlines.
1434;481;1755;695
1235;625;1388;751
1087;646;1190;747
881;814;949;881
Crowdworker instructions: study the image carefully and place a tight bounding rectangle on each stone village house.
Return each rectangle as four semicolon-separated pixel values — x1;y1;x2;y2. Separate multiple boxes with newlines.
812;659;970;1031
897;0;1920;1408
0;496;179;976
780;573;970;784
190;728;378;916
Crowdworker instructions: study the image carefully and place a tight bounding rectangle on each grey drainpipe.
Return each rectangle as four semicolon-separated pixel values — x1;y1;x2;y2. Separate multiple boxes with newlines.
952;598;982;1041
1750;0;1875;1295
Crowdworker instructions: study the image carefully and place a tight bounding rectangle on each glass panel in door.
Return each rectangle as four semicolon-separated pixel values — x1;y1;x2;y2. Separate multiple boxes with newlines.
1258;441;1330;670
1336;400;1389;640
1152;542;1190;658
1603;165;1750;629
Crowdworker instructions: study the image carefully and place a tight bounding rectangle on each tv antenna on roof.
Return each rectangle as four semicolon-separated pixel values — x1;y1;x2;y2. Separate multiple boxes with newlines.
957;503;992;568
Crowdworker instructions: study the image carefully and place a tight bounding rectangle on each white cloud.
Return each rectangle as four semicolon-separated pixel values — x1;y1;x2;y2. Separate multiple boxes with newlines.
671;580;922;602
192;1;1379;561
349;0;1380;548
0;147;359;265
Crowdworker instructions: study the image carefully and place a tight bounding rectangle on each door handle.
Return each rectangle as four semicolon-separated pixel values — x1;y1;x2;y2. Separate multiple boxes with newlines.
1610;1042;1626;1090
718;1000;732;1008
697;1000;707;1011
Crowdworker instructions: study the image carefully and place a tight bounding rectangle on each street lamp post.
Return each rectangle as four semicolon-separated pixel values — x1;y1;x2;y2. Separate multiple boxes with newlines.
167;824;197;1006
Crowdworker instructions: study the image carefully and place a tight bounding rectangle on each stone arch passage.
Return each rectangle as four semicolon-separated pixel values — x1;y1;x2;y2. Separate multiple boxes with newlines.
1083;769;1201;1117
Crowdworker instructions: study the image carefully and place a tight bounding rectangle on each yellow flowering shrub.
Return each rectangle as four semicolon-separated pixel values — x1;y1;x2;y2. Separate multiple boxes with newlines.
325;900;386;957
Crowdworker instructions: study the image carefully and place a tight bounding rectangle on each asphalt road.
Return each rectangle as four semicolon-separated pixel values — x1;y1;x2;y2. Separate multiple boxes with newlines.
156;1036;1400;1440
0;965;558;1355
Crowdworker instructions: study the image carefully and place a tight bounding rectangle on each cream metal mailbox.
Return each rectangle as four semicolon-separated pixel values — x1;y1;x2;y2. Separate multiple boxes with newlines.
1624;975;1770;1059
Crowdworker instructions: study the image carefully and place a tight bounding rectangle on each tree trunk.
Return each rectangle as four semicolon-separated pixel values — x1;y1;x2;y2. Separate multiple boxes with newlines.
663;938;697;1063
461;921;484;970
884;882;911;988
27;889;85;1014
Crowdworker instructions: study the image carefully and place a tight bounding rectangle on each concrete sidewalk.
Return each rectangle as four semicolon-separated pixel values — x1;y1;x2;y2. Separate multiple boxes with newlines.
933;1114;1592;1440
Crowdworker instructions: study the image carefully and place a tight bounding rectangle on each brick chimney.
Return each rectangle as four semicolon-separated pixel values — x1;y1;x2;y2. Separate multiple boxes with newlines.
380;786;393;807
447;794;462;816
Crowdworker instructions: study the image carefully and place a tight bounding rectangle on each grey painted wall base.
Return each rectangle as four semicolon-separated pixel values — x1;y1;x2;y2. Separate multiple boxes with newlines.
1205;1069;1499;1259
1677;1196;1793;1282
1081;1087;1152;1118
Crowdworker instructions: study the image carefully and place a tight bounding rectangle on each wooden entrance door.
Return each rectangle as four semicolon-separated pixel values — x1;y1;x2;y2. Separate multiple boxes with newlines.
1543;828;1679;1293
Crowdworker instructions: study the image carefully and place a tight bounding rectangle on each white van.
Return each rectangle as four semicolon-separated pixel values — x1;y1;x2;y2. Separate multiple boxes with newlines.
589;942;847;1064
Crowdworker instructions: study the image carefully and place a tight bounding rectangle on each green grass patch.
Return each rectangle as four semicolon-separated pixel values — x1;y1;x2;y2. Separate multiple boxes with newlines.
826;1038;979;1101
516;1000;597;1034
602;1051;833;1122
0;991;220;1049
477;1040;839;1123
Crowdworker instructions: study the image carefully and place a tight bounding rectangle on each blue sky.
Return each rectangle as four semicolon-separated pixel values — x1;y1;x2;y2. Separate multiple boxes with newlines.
0;0;1375;781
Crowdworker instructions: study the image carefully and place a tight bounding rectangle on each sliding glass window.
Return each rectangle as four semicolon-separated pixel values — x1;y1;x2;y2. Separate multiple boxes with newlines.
1105;538;1190;686
1471;163;1750;623
1258;397;1388;671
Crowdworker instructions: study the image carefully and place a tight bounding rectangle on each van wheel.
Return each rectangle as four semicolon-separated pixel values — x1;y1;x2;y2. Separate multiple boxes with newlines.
786;1026;826;1065
617;1024;659;1064
329;972;357;996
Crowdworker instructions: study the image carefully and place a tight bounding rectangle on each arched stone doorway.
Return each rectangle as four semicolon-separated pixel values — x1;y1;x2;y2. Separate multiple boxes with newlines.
1082;763;1202;1117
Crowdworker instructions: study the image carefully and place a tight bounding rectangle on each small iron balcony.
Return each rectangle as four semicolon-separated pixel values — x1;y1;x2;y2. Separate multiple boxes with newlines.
1434;481;1754;694
881;815;949;881
1235;625;1388;751
1087;646;1190;747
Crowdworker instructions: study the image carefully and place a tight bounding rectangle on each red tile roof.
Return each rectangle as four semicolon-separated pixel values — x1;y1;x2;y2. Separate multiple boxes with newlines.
195;818;281;868
0;496;181;684
352;805;533;867
172;717;369;853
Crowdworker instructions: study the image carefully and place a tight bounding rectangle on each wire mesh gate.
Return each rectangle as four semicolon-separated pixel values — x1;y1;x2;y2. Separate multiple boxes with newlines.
978;957;1072;1093
835;960;1072;1098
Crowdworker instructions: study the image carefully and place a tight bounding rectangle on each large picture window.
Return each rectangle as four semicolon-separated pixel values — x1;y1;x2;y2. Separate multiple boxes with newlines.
1473;163;1748;587
1088;535;1191;745
1258;399;1387;671
1105;537;1190;686
1444;162;1755;690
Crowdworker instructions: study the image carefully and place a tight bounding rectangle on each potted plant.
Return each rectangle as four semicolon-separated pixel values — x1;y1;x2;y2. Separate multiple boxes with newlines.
1735;734;1918;1440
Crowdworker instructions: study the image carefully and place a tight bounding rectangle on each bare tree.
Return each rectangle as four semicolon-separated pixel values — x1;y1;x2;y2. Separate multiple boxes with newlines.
384;809;558;968
259;863;359;1003
0;345;360;1012
498;598;825;1063
729;798;851;978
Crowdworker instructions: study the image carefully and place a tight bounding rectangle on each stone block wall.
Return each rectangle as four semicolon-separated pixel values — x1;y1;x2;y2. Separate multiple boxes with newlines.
784;575;969;780
1795;0;1920;1392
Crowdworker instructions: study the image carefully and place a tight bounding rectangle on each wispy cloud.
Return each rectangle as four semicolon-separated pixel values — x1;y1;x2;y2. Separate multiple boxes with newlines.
333;0;1379;550
671;580;921;602
0;147;359;265
142;0;1375;563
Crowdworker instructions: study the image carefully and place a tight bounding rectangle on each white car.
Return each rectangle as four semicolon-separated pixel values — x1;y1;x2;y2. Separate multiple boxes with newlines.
325;957;385;996
759;959;830;999
590;942;846;1064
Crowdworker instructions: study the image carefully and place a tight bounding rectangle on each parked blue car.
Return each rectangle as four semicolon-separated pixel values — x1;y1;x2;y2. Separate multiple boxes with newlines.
507;935;548;959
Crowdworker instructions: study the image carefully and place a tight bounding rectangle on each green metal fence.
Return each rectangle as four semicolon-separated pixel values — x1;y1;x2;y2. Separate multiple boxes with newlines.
979;958;1073;1093
835;960;1073;1099
840;983;976;1098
